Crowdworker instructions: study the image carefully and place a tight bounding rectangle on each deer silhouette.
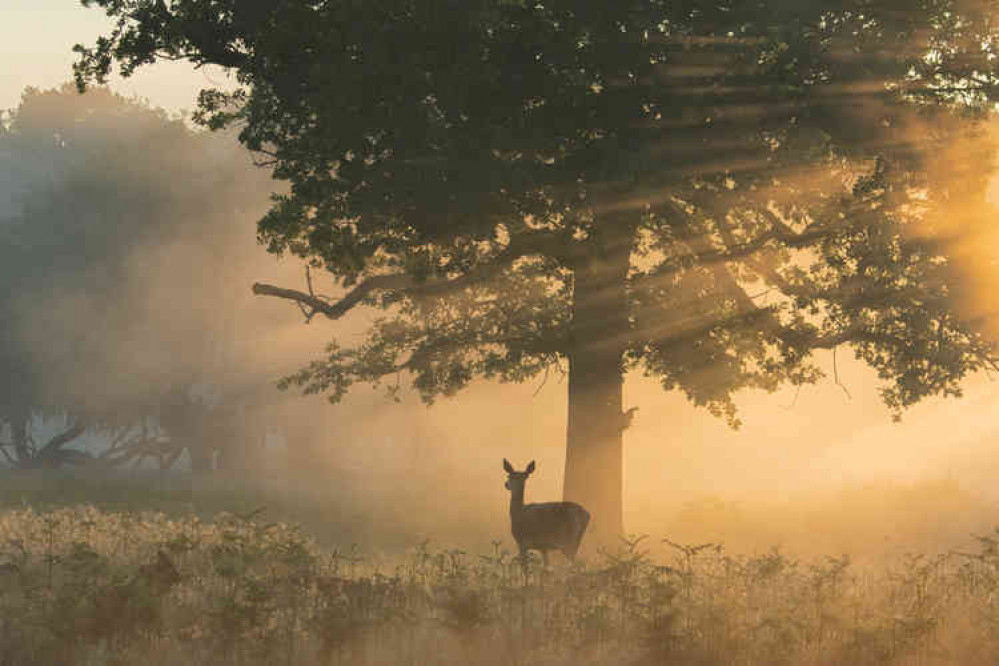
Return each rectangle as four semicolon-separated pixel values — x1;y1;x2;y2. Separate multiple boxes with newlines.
504;458;590;565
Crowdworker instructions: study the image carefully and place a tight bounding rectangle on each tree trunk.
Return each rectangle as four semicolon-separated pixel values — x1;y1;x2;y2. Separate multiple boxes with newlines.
11;418;30;465
564;347;625;543
563;231;633;545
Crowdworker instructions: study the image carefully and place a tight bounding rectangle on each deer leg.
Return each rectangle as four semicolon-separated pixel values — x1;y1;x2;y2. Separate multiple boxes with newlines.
542;550;549;567
565;535;584;560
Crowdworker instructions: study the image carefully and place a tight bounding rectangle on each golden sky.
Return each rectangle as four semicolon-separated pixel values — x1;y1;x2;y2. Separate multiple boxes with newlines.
0;0;223;113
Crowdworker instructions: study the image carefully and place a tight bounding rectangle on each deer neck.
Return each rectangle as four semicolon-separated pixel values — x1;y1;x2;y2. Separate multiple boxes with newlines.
509;485;526;518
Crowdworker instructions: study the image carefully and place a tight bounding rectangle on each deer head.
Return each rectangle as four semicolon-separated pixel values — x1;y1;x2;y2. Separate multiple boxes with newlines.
503;458;536;492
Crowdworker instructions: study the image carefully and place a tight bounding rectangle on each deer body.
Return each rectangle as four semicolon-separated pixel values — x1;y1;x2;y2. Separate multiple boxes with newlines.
504;459;590;563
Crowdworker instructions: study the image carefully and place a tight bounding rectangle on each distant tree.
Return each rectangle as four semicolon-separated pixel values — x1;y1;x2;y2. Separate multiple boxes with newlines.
0;85;271;471
75;0;999;538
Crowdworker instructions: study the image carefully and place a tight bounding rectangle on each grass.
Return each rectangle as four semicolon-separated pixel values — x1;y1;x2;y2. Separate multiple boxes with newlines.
4;469;996;560
0;468;504;553
3;500;999;665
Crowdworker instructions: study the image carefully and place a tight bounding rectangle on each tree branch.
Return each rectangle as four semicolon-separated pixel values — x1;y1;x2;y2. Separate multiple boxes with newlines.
809;325;867;349
35;423;86;459
832;347;852;400
253;273;415;320
0;442;17;466
252;230;573;320
657;198;843;278
709;214;789;334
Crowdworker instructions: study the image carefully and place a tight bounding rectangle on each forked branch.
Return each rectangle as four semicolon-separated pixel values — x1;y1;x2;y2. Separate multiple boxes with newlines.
252;229;573;320
252;274;414;320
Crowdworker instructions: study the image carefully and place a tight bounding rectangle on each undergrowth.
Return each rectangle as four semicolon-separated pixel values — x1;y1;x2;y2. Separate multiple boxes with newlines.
1;505;998;665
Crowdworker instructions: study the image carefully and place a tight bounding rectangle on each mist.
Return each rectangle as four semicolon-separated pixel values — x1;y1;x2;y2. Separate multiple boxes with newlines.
9;4;999;663
1;80;999;570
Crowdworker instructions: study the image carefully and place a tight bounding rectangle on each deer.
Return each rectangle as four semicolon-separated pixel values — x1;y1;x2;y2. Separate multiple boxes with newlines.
503;458;590;565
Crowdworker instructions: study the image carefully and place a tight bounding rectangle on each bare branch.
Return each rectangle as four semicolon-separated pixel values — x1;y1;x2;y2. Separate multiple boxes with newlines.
305;265;316;297
252;273;415;320
832;347;853;400
106;423;141;453
252;229;573;319
532;365;551;397
35;423;86;459
0;442;17;466
162;447;184;470
782;384;804;410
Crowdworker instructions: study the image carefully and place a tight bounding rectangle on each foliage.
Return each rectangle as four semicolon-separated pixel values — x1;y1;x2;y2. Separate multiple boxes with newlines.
4;504;999;664
0;85;272;465
73;0;999;422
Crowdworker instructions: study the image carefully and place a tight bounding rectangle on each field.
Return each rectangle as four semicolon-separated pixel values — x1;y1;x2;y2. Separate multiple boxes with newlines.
3;473;999;665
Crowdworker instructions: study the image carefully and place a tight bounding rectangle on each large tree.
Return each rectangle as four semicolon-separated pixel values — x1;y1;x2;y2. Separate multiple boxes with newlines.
75;0;999;538
0;85;273;471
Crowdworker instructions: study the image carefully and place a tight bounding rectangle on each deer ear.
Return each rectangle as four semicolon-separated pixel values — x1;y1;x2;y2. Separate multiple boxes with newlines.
503;459;514;473
526;460;536;474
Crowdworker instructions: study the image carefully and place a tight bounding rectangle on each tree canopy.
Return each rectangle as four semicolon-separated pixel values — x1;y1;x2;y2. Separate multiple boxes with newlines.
74;0;999;536
0;85;273;469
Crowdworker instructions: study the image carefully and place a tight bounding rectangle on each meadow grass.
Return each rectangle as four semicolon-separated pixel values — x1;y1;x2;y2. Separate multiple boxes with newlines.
2;496;999;665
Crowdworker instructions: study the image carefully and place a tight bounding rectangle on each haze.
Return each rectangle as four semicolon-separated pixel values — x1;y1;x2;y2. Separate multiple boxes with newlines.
3;1;999;561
